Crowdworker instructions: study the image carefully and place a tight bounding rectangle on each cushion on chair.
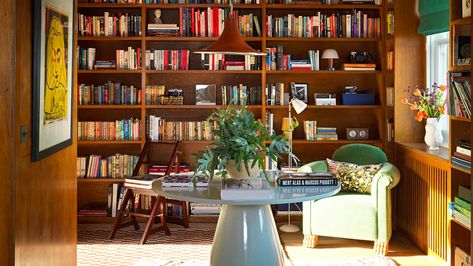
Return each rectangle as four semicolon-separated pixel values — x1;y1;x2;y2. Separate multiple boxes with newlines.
308;193;378;241
326;159;382;193
332;144;387;165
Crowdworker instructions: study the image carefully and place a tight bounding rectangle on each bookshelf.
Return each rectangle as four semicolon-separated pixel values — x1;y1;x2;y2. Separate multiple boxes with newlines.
449;0;472;264
76;0;394;223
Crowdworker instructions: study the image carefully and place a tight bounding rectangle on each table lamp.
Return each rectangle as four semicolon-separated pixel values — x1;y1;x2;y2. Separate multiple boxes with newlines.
322;49;339;71
279;97;307;233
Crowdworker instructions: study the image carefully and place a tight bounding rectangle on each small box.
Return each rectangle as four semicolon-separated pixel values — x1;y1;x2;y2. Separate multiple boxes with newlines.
341;93;375;105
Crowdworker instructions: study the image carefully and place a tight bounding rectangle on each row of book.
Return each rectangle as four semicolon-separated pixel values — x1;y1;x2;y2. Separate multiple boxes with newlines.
147;23;179;37
449;73;471;118
78;12;142;37
77;154;139;179
265;0;382;4
304;124;338;141
78;119;142;141
78;82;142;105
266;46;320;70
146;115;217;141
145;49;190;70
78;47;142;70
266;82;287;105
449;185;471;229
221;85;262;105
452;140;471;171
386;11;394;36
146;0;260;3
85;0;141;3
180;8;261;37
85;0;379;3
200;54;262;70
266;12;381;39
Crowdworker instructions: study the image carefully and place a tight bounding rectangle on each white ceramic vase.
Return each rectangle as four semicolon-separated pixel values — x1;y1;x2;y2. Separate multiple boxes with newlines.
226;160;259;179
424;118;443;151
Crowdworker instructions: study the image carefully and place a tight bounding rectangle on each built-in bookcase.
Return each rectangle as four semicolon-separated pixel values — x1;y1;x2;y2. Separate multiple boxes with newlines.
76;0;394;223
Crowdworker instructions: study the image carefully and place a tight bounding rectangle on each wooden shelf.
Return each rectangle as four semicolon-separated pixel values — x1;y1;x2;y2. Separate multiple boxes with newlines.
266;37;379;42
78;105;142;109
145;105;262;109
78;178;125;183
78;36;142;41
145;36;263;41
265;4;382;10
450;65;471;72
77;70;141;74
451;17;471;25
451;164;471;175
265;105;381;109
145;70;263;74
451;218;471;231
451;116;471;122
78;140;143;145
265;70;381;74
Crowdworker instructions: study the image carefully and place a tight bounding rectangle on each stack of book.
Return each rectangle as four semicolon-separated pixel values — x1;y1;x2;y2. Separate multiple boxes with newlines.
145;85;166;105
266;11;380;38
148;163;190;176
303;121;317;141
342;63;376;71
146;115;217;141
190;203;221;215
449;72;471;118
316;127;338;141
278;172;338;186
180;8;260;37
78;119;142;141
221;178;270;200
221;85;261;105
314;93;336;106
162;174;208;187
450;185;471;229
125;175;159;189
77;154;139;178
78;82;141;105
266;46;320;70
147;23;179;37
116;47;141;70
78;12;142;37
145;49;190;70
452;140;471;171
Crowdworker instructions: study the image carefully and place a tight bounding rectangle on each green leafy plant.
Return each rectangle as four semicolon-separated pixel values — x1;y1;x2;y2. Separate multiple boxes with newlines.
194;104;297;181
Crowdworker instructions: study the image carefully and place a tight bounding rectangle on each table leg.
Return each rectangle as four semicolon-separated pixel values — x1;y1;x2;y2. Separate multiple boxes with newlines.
210;204;285;266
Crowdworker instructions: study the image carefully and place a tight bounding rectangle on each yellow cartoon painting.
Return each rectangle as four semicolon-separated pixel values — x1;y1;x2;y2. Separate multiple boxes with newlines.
44;8;68;124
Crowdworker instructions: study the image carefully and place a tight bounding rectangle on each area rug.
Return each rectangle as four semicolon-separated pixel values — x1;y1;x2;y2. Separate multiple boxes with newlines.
78;223;397;266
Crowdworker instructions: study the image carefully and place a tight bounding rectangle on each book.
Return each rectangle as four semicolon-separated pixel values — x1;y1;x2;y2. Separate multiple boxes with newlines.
459;185;471;203
125;175;160;186
196;84;217;105
221;178;271;199
456;146;471;156
162;174;208;187
278;172;337;186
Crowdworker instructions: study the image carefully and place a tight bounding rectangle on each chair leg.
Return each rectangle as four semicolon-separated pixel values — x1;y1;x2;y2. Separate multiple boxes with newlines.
303;234;319;248
159;198;171;235
140;197;161;245
373;241;389;256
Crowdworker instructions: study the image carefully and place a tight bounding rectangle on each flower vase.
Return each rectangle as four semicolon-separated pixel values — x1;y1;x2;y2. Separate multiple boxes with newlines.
424;118;443;151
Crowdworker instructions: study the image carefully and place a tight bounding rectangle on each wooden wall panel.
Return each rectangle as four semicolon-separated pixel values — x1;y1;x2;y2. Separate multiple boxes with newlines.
396;144;450;261
394;0;426;142
14;0;77;265
0;0;16;264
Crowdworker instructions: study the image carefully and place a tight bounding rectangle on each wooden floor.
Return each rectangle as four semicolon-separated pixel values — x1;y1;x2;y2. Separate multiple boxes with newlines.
279;222;445;266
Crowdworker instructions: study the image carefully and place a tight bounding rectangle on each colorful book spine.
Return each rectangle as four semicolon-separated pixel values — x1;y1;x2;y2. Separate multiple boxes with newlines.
78;119;141;141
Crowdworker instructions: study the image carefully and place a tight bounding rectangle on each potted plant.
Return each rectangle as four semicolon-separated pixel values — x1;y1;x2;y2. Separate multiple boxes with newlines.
195;104;297;181
401;83;446;150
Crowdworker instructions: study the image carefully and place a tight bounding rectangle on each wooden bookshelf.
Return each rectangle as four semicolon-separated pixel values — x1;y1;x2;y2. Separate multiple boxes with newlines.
449;0;472;264
76;0;393;223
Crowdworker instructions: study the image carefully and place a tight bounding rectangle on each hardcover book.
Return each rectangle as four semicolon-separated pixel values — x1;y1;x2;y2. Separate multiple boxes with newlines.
278;172;337;186
221;178;271;199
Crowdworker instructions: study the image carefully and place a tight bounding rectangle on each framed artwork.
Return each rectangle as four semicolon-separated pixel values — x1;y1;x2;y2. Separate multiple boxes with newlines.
292;83;308;103
32;0;74;161
463;0;471;18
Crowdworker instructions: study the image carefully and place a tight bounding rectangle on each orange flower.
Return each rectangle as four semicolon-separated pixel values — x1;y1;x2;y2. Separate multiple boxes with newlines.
410;104;418;110
415;111;424;121
400;98;409;104
413;89;421;96
438;105;445;114
439;85;446;91
422;112;428;119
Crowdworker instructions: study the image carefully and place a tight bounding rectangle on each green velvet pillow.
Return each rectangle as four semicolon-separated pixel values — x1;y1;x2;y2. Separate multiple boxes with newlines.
326;159;383;194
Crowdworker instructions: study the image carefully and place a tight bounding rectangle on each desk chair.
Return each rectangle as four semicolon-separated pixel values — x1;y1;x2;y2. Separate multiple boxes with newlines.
109;140;189;244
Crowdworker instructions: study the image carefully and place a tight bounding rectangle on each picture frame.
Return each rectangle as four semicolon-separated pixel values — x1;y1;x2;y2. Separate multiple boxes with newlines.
195;84;217;105
32;0;75;161
291;83;308;103
463;0;471;18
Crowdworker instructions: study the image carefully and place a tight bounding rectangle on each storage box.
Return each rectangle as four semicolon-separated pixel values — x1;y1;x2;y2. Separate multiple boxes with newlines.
341;93;375;105
455;247;471;266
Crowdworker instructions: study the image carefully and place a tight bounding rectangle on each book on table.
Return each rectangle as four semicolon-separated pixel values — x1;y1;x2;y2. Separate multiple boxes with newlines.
221;178;271;200
278;172;338;186
162;174;209;187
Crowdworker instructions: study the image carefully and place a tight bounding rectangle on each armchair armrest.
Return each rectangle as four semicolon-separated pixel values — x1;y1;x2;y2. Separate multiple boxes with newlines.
371;163;400;192
298;160;328;173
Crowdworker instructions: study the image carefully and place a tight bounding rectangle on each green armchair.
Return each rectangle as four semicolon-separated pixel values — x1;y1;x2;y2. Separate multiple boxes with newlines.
300;144;400;256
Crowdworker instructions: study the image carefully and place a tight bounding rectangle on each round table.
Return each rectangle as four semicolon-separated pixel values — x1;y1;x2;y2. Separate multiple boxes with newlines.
151;179;340;266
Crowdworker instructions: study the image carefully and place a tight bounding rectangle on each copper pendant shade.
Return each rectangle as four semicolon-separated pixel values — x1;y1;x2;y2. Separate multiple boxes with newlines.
195;17;265;56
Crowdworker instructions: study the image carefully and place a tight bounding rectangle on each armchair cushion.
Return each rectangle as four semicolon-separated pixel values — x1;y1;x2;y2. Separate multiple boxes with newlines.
326;159;383;194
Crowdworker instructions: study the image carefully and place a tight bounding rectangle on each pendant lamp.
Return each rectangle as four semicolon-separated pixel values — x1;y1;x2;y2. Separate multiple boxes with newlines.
194;4;265;56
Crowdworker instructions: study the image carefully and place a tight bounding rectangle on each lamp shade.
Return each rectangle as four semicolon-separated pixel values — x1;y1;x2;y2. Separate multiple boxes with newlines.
194;17;265;56
291;98;307;114
321;49;339;59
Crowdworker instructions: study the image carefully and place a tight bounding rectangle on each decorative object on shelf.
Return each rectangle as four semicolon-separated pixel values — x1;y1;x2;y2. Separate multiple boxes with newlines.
454;36;471;66
290;82;308;103
341;86;375;105
462;0;471;18
346;128;369;140
32;0;74;161
196;84;217;105
195;2;264;56
314;93;337;106
322;49;339;71
400;83;446;151
348;51;373;64
195;104;297;181
154;9;163;24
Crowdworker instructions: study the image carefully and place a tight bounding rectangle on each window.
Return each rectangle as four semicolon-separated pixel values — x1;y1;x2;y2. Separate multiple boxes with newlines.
426;32;449;148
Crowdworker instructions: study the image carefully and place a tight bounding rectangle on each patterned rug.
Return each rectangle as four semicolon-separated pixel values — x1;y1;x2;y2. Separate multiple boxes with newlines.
78;223;397;266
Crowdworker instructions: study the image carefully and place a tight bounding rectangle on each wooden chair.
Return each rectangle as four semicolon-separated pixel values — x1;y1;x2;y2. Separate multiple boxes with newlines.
109;140;189;244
